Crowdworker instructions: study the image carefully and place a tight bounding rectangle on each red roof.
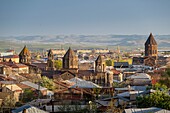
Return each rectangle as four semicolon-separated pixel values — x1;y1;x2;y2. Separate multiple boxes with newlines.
111;69;121;75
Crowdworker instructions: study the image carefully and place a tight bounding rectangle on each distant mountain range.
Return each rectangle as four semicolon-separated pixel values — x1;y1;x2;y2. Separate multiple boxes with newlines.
0;35;170;51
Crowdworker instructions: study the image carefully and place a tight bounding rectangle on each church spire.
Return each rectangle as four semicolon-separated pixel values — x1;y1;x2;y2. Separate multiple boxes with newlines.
145;33;158;57
63;47;78;69
48;49;54;60
19;45;31;64
95;55;105;73
145;33;157;45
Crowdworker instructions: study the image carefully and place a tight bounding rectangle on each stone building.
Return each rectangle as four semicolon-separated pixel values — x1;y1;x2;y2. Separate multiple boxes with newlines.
53;48;113;87
144;33;158;67
19;46;31;64
62;47;78;74
46;49;55;70
133;33;158;67
144;33;158;57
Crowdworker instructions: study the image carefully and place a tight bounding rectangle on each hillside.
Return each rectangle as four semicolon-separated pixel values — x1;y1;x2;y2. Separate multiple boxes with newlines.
0;35;170;52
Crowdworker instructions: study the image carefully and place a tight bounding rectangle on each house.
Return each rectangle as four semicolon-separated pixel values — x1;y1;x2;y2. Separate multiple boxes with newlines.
11;63;29;74
0;62;29;74
0;55;19;63
20;81;47;96
126;73;151;86
124;107;170;113
66;77;101;89
114;62;129;69
12;104;48;113
0;65;12;75
1;83;23;101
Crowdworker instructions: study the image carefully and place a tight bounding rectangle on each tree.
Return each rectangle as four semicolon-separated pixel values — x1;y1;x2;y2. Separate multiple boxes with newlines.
152;83;168;91
2;96;16;107
22;89;36;103
105;60;113;66
93;88;101;100
159;68;170;88
54;60;62;69
41;76;55;90
137;91;170;110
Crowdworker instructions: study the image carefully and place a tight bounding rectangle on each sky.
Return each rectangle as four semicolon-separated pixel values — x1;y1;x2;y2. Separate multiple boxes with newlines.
0;0;170;36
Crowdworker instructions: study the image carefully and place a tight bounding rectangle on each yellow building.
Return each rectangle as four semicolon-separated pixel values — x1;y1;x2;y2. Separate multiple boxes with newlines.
0;55;19;63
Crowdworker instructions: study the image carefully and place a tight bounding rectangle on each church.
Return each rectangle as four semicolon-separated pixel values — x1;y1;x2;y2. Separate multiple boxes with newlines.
46;47;113;87
133;33;158;67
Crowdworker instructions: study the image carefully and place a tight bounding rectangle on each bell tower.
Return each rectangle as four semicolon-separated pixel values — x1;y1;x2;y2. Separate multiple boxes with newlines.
95;55;105;73
62;47;78;73
145;33;158;57
47;49;55;70
19;45;31;64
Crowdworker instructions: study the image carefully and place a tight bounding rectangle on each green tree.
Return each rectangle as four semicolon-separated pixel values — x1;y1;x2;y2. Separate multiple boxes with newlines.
41;76;55;90
152;83;168;91
93;88;101;100
159;68;170;88
105;60;113;66
137;91;170;110
54;60;62;69
22;89;36;103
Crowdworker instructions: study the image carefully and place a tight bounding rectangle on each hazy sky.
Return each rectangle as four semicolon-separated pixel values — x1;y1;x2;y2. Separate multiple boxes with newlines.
0;0;170;36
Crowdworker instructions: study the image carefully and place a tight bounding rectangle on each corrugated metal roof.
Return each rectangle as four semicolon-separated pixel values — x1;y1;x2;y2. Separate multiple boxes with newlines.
125;107;170;113
127;73;151;80
114;62;129;67
68;77;101;88
12;104;48;113
21;81;47;91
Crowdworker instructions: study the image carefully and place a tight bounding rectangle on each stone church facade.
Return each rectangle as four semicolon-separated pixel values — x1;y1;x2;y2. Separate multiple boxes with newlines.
133;33;158;67
52;47;113;87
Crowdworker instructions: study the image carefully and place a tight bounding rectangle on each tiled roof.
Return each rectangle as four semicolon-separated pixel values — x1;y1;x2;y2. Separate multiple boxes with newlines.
78;70;94;77
11;63;28;68
0;55;19;58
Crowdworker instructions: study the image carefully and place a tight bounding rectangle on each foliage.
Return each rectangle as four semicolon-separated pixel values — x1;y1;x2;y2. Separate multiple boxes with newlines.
159;68;170;88
41;76;55;90
2;96;16;107
93;88;101;100
54;60;62;69
119;58;132;65
22;89;36;103
137;91;170;110
124;53;130;57
107;99;123;113
152;83;168;91
113;82;126;88
105;60;113;66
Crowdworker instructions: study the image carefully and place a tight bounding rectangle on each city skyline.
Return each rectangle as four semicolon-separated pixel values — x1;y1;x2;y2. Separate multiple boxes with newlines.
0;0;170;36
